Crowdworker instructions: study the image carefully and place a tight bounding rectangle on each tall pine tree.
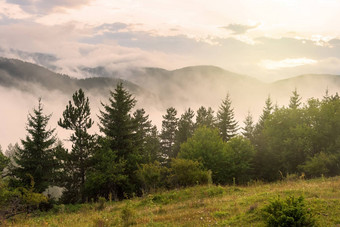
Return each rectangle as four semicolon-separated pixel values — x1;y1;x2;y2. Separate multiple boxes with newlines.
11;99;57;193
242;111;255;141
174;108;195;157
160;107;178;161
58;89;95;203
217;94;238;142
98;83;140;197
195;106;216;128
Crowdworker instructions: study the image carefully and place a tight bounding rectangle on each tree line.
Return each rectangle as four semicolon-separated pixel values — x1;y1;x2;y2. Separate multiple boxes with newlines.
1;83;340;214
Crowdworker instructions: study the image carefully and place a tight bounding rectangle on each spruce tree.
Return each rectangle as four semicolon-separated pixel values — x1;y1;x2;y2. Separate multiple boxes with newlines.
217;94;238;142
160;107;178;160
58;89;95;203
256;95;273;132
242;111;255;141
99;83;136;158
195;106;216;128
12;99;56;193
174;108;195;157
98;83;140;197
289;88;302;109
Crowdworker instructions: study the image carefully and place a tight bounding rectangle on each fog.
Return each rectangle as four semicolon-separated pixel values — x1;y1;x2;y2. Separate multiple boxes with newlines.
2;62;339;153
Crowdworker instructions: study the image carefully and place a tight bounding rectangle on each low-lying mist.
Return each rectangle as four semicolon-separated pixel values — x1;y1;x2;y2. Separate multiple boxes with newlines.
1;61;339;152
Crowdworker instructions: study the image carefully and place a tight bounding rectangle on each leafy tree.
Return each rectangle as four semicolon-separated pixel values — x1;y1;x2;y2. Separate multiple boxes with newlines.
217;94;238;142
242;111;255;140
136;161;166;193
179;126;228;184
160;107;178;160
195;106;216;128
174;108;195;158
58;89;95;202
11;99;57;193
225;136;255;184
289;89;302;109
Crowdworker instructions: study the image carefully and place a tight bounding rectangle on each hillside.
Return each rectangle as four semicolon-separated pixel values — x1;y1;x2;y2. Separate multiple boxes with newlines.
0;57;146;97
5;176;340;226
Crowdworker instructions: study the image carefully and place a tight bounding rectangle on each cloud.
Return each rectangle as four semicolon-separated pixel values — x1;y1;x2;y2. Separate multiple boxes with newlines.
260;58;317;70
5;0;93;14
222;23;259;35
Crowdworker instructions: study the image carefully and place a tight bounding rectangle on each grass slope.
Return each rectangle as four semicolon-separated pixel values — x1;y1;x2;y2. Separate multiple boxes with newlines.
4;176;340;226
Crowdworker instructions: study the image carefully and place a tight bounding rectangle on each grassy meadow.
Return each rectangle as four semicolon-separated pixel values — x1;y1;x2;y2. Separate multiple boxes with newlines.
3;176;340;226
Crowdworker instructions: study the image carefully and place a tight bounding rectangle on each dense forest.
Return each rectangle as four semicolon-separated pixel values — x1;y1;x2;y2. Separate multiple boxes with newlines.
1;83;340;220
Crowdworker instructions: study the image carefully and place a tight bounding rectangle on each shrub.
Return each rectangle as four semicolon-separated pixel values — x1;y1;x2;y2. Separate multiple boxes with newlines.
121;203;136;227
97;197;106;211
168;158;212;187
262;195;315;227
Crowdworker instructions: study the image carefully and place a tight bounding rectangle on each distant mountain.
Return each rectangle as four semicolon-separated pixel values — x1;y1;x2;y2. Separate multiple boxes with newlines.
0;57;146;96
2;56;340;114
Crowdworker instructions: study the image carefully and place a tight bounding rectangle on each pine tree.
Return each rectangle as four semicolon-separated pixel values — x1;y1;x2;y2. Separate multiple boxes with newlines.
160;107;178;160
58;89;95;203
99;83;136;157
217;94;238;142
256;95;273;132
242;111;254;140
174;108;195;157
98;83;140;197
289;88;302;109
11;99;57;193
195;106;216;128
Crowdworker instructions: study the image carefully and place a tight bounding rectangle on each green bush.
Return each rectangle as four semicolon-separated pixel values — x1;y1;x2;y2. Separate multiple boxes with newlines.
262;196;315;227
97;196;106;210
121;203;136;227
168;158;212;187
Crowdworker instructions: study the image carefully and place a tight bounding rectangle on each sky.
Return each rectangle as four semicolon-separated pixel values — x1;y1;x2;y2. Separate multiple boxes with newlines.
1;0;340;81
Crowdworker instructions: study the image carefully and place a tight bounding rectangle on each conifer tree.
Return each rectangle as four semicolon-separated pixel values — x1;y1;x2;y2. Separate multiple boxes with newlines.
289;88;302;109
242;111;255;140
11;99;57;193
58;89;95;203
255;95;273;132
195;106;216;128
216;94;238;142
160;107;178;160
174;108;195;157
98;83;140;197
99;83;136;157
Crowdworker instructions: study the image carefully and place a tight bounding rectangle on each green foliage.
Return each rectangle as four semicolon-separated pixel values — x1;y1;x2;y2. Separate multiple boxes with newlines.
174;108;195;158
98;83;144;198
58;88;95;203
121;203;136;227
11;99;57;193
225;136;255;184
0;148;9;174
168;158;212;187
136;161;166;193
195;106;216;128
179;126;228;184
97;197;106;211
0;176;47;220
299;152;338;178
160;107;178;160
262;196;315;227
217;94;238;142
85;138;127;201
